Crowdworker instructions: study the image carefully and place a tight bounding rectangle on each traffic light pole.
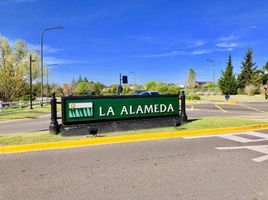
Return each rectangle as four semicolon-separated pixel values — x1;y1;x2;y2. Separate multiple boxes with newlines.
120;73;122;87
118;73;123;95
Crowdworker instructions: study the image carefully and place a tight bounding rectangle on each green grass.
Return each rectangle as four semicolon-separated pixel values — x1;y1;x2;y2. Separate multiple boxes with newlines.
0;104;61;121
0;131;85;146
108;117;268;136
1;117;267;146
200;94;267;102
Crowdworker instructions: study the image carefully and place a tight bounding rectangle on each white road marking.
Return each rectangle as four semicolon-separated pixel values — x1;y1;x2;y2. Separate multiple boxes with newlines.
253;155;268;162
184;131;268;143
184;131;268;162
216;145;268;162
213;103;227;112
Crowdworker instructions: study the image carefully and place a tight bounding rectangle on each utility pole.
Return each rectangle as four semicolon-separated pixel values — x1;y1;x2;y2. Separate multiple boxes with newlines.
118;73;123;95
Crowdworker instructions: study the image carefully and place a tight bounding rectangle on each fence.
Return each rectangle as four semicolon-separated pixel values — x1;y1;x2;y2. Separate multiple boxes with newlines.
0;98;50;111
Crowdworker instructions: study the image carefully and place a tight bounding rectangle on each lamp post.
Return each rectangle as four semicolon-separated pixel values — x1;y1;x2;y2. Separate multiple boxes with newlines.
29;55;36;109
206;59;216;93
40;26;64;107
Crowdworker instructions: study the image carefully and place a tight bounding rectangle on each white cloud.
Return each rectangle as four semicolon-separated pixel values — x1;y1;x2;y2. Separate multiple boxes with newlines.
191;49;213;55
216;42;238;48
218;35;237;42
28;43;61;53
136;46;235;58
136;48;214;58
218;48;234;52
184;40;205;48
44;56;84;65
135;50;188;58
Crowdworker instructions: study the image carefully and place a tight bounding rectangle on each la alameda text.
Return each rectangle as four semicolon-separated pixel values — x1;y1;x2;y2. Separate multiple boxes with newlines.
99;104;175;117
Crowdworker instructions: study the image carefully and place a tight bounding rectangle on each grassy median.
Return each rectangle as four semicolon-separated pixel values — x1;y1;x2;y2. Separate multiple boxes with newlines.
200;94;266;102
0;104;60;121
1;117;268;146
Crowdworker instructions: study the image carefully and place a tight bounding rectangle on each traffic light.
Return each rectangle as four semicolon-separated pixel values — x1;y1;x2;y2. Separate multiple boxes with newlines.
122;76;128;84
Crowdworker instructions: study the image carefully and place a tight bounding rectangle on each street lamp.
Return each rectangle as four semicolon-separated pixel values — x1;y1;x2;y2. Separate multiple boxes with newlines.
206;59;216;93
40;26;64;107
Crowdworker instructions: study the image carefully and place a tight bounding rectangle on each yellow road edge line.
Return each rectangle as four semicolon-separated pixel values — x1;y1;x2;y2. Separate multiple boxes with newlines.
213;103;227;112
238;104;268;114
2;124;268;155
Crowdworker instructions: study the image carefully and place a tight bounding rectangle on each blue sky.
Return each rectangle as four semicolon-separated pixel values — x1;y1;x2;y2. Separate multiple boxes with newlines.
1;0;268;86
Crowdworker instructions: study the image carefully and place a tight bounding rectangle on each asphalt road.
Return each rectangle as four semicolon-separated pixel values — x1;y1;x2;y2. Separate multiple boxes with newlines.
187;101;268;119
1;102;268;134
1;130;267;200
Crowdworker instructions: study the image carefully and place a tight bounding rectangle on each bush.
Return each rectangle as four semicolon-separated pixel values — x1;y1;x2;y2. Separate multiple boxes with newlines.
237;88;243;95
244;84;257;96
186;95;201;100
144;81;180;94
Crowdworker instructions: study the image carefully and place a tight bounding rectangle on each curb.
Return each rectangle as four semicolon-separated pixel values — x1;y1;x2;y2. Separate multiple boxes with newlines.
1;124;268;155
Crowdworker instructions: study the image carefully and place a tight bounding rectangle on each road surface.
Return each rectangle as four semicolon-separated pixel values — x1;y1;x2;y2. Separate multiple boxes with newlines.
1;129;268;200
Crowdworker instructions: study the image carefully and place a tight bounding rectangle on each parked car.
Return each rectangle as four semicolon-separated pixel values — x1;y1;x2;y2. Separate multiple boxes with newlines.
132;90;161;96
132;90;148;95
140;91;161;96
148;91;161;96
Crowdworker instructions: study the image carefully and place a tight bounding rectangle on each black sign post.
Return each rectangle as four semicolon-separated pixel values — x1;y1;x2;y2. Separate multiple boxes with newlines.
49;93;60;134
180;91;188;123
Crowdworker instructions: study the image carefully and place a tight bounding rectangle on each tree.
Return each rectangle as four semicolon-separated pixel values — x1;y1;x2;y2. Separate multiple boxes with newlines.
83;77;89;82
237;49;258;89
50;83;63;96
77;75;83;83
0;36;40;101
218;55;237;95
74;81;90;95
145;81;180;94
63;83;75;95
92;82;105;95
185;68;196;89
145;81;157;90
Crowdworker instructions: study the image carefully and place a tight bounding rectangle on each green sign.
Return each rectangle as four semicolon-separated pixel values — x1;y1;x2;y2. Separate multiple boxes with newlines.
62;95;179;125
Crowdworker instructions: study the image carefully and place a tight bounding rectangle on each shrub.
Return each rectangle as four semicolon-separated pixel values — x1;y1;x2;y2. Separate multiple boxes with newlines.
237;88;243;95
244;84;257;96
186;95;201;100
